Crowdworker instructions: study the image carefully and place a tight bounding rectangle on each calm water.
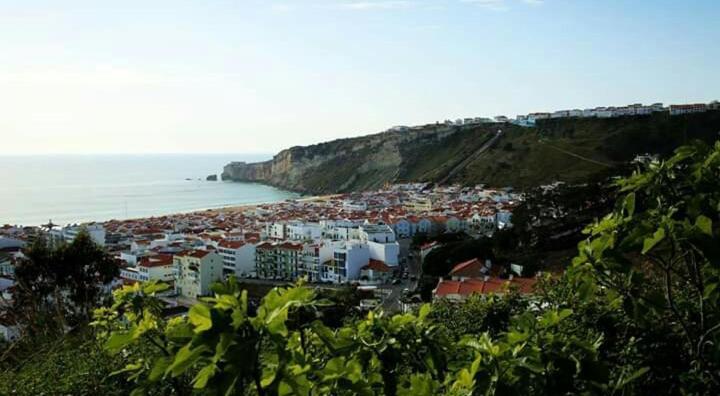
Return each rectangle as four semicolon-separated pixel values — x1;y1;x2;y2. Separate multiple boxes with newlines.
0;154;298;226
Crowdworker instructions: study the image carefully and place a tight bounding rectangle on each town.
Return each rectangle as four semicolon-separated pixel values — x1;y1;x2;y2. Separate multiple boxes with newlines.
388;99;720;131
1;183;526;324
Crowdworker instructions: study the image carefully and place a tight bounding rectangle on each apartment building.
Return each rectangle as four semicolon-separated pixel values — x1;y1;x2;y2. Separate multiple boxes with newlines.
173;250;223;299
217;240;256;278
255;242;303;280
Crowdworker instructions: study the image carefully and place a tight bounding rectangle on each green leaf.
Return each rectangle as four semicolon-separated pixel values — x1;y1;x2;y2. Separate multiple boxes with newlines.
696;215;713;236
624;192;636;217
109;362;142;377
418;304;431;321
105;331;134;351
642;228;666;254
166;344;209;377
704;282;718;299
616;366;650;389
189;304;213;333
193;363;217;389
148;356;172;382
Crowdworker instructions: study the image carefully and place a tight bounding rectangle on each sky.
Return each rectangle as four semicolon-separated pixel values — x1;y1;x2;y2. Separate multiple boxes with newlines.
1;0;719;155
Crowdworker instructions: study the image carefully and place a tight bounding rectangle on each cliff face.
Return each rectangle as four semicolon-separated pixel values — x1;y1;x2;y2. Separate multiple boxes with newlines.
222;111;720;194
222;123;499;194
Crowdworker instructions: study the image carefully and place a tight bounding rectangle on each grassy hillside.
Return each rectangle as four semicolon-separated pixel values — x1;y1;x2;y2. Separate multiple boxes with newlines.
223;110;720;193
450;111;720;188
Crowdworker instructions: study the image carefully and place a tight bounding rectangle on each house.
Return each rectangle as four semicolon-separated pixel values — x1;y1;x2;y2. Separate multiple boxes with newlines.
433;275;537;301
669;103;707;115
404;198;433;213
139;255;175;282
390;218;412;238
494;115;509;123
173;250;223;299
359;259;393;284
420;241;441;263
287;222;323;241
448;258;491;280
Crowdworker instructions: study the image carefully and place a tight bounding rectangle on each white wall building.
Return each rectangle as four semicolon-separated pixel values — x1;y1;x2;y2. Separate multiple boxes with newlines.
174;250;223;299
287;222;323;241
50;224;106;246
324;241;370;283
218;240;256;278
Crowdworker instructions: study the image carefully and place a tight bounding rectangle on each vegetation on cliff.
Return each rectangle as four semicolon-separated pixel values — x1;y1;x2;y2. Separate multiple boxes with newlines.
223;111;720;194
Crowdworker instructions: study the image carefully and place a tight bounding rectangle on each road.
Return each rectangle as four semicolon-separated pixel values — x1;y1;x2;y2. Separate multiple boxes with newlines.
437;129;504;185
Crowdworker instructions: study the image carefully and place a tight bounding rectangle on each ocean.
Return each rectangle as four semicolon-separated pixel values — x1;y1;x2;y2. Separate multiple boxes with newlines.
0;154;298;227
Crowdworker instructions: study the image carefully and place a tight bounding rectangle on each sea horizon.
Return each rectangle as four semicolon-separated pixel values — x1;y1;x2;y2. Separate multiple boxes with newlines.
0;153;298;227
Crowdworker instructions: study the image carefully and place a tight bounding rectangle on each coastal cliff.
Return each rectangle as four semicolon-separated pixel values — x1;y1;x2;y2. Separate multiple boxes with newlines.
222;111;720;194
222;123;495;194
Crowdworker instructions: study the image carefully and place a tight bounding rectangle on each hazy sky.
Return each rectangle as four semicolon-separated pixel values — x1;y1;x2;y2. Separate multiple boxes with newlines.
1;0;719;155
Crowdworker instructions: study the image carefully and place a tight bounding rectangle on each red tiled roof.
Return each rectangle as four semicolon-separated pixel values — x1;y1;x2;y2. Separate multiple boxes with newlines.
279;242;303;251
362;259;391;273
219;240;245;249
434;277;537;298
449;258;484;278
256;242;274;250
178;250;212;259
138;254;174;268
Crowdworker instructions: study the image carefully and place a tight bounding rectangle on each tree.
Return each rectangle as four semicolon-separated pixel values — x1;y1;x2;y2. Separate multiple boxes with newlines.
570;140;720;392
92;140;720;395
11;230;119;336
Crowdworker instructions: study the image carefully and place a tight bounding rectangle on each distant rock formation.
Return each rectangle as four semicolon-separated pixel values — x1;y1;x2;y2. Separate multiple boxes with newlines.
206;174;218;181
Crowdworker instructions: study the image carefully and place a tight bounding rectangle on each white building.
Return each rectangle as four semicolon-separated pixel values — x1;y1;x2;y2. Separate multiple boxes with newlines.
669;103;708;115
301;242;333;282
342;201;368;212
325;241;370;282
50;224;106;246
359;225;399;266
266;223;286;240
494;115;509;123
218;240;256;278
286;222;323;241
174;250;223;299
120;254;175;283
359;225;396;243
367;240;399;266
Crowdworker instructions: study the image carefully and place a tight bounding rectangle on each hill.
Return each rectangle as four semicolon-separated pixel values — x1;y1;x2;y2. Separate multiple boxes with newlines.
222;110;720;193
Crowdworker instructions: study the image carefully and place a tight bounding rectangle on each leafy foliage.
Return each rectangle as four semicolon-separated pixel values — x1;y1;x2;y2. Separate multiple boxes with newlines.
92;140;720;395
10;230;119;337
